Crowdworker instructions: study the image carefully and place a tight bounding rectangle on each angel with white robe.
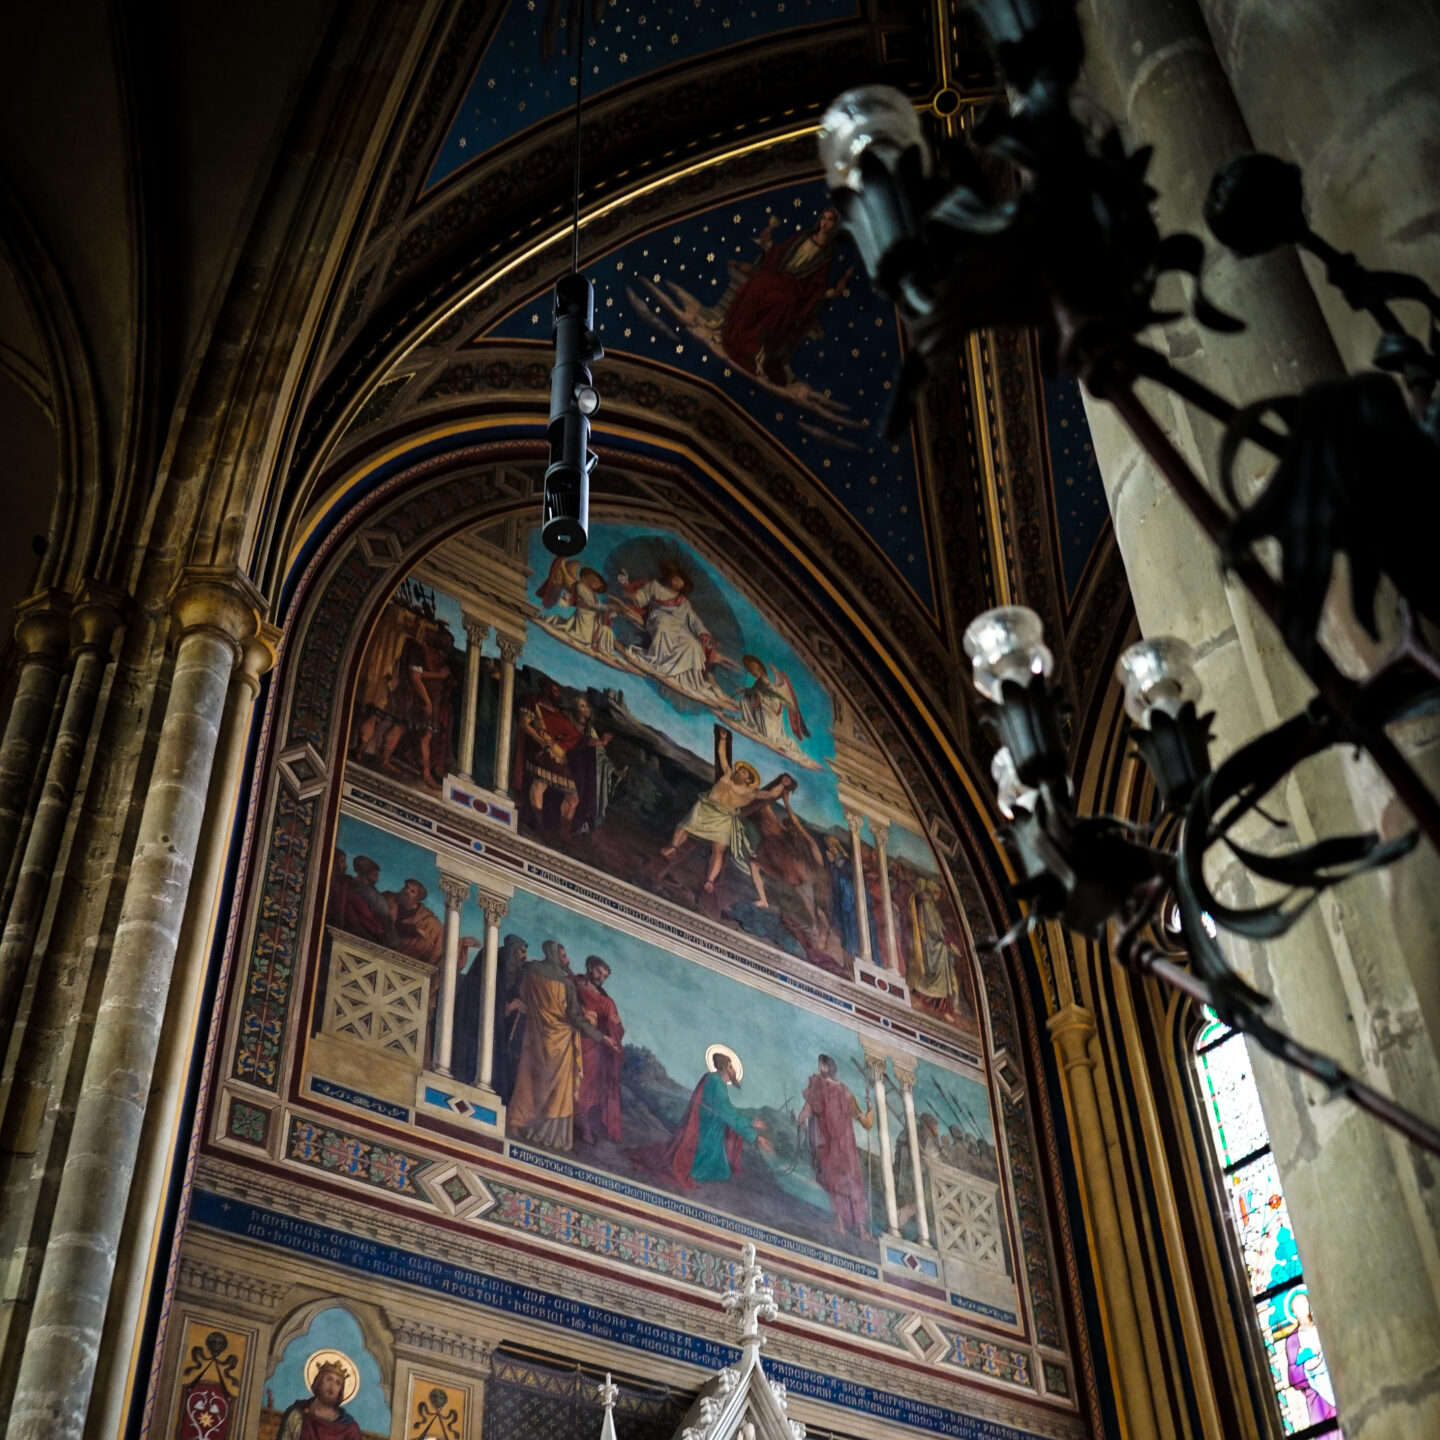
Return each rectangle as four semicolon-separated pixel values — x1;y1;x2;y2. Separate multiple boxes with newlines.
734;654;809;758
535;557;617;657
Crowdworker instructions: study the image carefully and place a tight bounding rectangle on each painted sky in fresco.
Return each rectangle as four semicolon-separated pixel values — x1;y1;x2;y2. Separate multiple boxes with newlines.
523;520;853;827
265;1306;390;1431
490;178;935;607
427;0;860;187
1043;376;1108;597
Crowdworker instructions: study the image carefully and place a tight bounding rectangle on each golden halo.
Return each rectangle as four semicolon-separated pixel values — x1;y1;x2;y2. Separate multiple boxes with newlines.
732;762;760;786
706;1043;743;1084
304;1350;359;1405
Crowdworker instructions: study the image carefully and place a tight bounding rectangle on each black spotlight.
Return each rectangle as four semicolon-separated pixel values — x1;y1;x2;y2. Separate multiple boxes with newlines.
542;272;604;557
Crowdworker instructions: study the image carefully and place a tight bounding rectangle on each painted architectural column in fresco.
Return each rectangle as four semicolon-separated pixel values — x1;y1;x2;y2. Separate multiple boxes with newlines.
457;616;490;782
893;1057;931;1246
844;809;873;964
477;893;508;1089
865;1052;900;1235
434;873;474;1076
492;635;524;796
872;819;901;974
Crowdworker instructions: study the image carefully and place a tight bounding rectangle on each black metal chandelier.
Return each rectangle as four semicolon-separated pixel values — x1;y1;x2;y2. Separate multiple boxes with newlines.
818;0;1440;1153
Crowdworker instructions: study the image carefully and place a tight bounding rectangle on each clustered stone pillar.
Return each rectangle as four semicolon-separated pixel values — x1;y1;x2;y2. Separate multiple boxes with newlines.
0;591;71;897
1079;4;1440;1434
893;1058;930;1246
492;635;523;797
1050;1005;1161;1440
477;894;508;1090
0;583;125;1061
4;566;262;1440
865;1053;900;1236
844;809;873;963
81;618;279;1440
456;616;490;782
433;873;474;1076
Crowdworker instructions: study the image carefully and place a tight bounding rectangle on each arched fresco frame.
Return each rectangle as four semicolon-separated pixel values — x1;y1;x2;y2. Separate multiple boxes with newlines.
150;420;1106;1440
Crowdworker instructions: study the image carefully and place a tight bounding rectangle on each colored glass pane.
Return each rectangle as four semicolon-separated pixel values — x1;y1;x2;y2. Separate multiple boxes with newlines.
1255;1285;1341;1435
1196;1031;1269;1167
1225;1150;1303;1297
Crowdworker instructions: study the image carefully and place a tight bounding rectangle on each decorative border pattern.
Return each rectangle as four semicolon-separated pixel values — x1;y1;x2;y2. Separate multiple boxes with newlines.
286;1116;432;1200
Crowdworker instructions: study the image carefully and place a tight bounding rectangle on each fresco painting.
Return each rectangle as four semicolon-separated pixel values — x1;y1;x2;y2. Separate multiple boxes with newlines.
488;179;935;606
261;1305;389;1440
319;813;1000;1264
341;522;979;1030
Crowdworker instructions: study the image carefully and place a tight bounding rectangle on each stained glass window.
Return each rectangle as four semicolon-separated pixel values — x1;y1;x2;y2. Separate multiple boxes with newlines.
1195;1019;1341;1437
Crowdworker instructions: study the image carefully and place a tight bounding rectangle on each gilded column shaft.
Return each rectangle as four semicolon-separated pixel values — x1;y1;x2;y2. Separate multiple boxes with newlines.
1050;1004;1160;1440
5;569;260;1440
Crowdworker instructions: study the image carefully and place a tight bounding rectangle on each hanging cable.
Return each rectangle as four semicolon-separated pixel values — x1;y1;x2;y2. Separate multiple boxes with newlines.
541;3;603;558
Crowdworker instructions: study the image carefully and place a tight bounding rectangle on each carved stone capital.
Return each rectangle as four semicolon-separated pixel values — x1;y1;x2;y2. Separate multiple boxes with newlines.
480;893;509;927
12;588;72;665
869;817;891;852
169;565;266;664
237;621;283;694
69;580;128;657
438;874;473;910
497;634;524;665
863;1053;891;1087
891;1054;917;1091
843;809;866;837
1048;1003;1099;1073
462;614;491;649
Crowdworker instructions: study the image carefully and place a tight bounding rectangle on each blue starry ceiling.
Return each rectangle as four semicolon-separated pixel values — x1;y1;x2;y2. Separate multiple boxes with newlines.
485;176;936;608
428;0;861;188
1042;375;1108;598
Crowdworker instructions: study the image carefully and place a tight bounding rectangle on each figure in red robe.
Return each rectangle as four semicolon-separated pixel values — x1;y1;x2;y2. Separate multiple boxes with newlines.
798;1054;875;1238
573;956;625;1143
276;1362;362;1440
719;210;851;386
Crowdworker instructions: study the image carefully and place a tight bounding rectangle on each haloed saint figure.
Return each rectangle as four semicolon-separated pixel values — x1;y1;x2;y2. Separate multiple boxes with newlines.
277;1360;361;1440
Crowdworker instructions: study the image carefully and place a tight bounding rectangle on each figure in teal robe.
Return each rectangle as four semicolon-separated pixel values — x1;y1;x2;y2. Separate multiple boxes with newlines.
629;1066;758;1190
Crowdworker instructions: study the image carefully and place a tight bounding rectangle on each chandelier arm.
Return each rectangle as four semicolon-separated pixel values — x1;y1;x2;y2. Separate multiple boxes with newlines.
1124;939;1440;1159
1090;373;1440;852
1122;344;1288;457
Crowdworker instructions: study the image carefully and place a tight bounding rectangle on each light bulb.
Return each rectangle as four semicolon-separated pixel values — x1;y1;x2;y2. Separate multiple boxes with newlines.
1116;638;1202;728
963;606;1054;703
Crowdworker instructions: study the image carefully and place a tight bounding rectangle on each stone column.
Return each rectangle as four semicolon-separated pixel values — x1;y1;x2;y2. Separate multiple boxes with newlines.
0;590;71;888
1196;0;1440;377
892;1057;930;1246
844;809;873;963
433;874;473;1076
1081;6;1440;1431
872;819;901;974
457;616;490;781
4;566;261;1440
0;584;126;1062
865;1053;900;1235
477;894;508;1089
1050;1005;1161;1440
81;621;278;1440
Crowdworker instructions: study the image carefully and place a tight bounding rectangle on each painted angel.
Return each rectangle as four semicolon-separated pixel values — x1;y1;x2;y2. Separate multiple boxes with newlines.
535;556;616;657
734;654;809;754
